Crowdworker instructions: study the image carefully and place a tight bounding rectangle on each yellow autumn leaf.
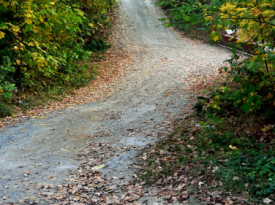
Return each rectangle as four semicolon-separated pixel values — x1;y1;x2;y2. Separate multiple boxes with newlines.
261;125;274;132
89;23;94;27
237;38;244;43
16;59;21;65
220;14;229;19
212;35;220;42
0;31;5;39
33;26;39;33
25;19;32;24
229;145;238;150
28;42;35;47
0;89;3;93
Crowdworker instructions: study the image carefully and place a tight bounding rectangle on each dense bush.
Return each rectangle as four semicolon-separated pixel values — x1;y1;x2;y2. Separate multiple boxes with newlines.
0;0;115;103
156;0;226;31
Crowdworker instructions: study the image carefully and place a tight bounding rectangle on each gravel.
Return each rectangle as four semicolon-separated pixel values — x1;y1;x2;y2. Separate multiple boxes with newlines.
0;0;231;204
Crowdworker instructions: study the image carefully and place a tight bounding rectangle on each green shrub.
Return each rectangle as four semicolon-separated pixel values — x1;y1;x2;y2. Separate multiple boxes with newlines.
0;0;115;102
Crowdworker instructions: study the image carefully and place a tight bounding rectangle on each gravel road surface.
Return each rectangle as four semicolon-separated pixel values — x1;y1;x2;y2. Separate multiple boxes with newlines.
0;0;230;204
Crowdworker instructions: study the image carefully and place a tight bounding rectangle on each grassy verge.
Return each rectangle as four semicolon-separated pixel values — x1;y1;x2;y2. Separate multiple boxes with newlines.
138;106;275;204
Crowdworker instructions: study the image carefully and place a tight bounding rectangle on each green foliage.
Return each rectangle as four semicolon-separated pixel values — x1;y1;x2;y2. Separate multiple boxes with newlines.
0;101;12;117
84;37;111;52
151;1;275;201
158;0;275;116
196;114;275;201
156;0;225;31
0;56;16;99
0;0;115;108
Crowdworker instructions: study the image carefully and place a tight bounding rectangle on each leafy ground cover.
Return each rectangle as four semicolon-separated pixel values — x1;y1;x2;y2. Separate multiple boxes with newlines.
137;78;275;204
138;109;275;204
139;1;275;203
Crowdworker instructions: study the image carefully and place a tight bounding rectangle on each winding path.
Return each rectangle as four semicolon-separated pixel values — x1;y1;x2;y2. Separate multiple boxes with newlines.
0;0;230;204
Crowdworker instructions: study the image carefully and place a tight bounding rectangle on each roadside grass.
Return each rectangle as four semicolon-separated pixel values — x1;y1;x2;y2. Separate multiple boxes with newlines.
138;111;275;204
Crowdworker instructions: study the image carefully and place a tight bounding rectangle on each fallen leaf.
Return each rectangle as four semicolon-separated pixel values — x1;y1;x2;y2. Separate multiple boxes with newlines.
23;171;31;176
223;200;230;205
91;164;105;170
174;183;186;191
253;9;261;14
199;181;204;187
229;145;238;150
30;196;36;201
263;198;272;204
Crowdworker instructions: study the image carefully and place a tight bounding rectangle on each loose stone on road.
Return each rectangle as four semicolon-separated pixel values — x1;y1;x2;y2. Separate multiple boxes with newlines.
0;0;230;204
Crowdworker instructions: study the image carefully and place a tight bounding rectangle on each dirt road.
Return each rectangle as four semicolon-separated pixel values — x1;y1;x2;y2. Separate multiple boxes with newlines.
0;0;230;204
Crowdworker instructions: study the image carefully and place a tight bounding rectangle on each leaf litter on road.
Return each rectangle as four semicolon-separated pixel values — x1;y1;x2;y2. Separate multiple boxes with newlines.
0;1;233;205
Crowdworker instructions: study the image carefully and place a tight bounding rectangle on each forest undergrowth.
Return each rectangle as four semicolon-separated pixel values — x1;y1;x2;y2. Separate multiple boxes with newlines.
0;0;116;118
